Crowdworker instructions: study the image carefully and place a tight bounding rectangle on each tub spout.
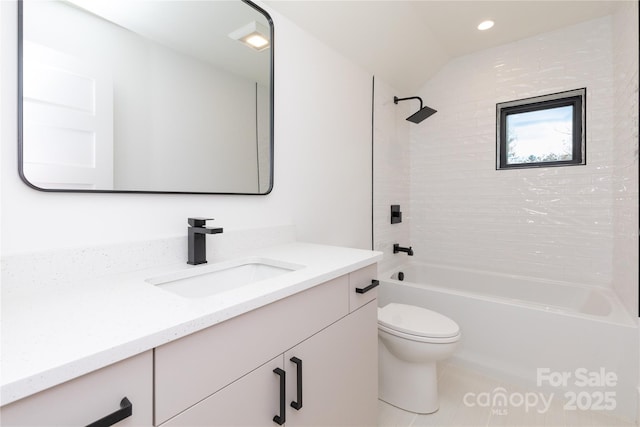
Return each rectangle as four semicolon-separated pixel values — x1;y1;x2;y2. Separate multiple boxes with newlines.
393;244;413;256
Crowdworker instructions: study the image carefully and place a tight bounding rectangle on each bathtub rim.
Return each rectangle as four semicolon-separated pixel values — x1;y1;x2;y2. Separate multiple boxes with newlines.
380;262;636;328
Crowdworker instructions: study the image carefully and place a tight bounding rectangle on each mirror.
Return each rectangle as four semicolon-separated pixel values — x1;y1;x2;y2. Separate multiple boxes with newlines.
18;0;273;194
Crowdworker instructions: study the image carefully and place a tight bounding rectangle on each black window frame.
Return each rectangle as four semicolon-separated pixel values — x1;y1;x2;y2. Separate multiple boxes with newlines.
496;88;586;170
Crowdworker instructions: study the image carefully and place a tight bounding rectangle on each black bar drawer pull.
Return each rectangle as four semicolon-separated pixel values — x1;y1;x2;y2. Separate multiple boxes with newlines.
85;397;132;427
290;357;303;410
273;368;286;425
355;279;379;294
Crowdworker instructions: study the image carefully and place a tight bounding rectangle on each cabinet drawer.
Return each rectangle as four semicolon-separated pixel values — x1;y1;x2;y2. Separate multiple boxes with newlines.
154;275;349;424
0;352;153;427
349;264;378;312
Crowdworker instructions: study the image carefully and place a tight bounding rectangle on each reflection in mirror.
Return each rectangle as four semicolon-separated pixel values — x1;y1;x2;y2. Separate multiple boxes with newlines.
19;0;273;194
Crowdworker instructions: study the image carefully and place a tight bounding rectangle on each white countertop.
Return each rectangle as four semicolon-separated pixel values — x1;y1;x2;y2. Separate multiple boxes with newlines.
0;242;382;406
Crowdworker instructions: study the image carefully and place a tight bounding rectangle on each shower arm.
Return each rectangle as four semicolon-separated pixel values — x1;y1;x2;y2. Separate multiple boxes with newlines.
394;96;423;110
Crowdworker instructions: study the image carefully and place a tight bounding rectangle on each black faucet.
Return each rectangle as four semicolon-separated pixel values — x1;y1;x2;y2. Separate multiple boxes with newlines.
187;217;224;265
393;243;414;256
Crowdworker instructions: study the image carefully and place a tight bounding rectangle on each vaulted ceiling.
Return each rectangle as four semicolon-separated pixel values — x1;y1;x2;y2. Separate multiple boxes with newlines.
265;1;617;93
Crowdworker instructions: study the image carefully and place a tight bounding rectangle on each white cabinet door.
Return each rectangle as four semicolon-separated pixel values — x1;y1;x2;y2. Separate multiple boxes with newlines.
160;356;284;427
285;301;378;427
0;352;152;427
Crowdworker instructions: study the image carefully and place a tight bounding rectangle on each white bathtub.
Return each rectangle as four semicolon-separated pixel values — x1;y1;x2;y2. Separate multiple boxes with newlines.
378;262;638;421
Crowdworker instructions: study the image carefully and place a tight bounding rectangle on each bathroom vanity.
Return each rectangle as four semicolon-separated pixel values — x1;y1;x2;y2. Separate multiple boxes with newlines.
0;243;381;426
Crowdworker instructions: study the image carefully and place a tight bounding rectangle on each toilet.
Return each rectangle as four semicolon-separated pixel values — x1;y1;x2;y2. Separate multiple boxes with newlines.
378;303;461;414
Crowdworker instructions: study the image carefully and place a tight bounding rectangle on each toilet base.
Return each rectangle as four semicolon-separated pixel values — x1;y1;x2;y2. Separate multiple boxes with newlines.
378;339;439;414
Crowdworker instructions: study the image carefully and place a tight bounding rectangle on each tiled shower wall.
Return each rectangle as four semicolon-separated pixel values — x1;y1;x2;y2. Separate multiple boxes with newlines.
612;1;639;317
409;17;617;287
373;78;411;274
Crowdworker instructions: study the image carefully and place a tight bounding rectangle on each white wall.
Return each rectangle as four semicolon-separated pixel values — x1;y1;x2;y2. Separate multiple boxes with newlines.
257;83;272;193
0;1;372;256
373;77;411;274
274;15;372;249
409;17;618;287
611;1;639;318
610;4;640;415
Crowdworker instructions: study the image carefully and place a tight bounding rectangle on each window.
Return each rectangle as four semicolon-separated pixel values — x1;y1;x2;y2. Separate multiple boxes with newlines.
496;88;586;170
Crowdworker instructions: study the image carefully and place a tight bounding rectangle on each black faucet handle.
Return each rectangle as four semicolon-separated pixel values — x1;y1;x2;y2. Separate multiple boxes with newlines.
188;217;214;227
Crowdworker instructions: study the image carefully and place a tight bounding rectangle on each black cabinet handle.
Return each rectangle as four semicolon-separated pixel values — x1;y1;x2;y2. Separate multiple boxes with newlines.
355;279;379;294
273;368;286;425
290;357;303;410
85;397;132;427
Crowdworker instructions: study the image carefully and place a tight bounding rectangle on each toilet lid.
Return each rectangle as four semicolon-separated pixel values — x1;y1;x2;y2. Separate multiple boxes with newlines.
378;303;460;338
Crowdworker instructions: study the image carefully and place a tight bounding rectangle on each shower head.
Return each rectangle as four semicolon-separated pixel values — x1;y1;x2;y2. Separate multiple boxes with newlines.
406;105;437;123
394;96;437;123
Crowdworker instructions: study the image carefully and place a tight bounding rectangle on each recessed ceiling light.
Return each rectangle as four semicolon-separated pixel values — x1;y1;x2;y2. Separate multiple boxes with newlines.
477;20;495;31
228;21;270;51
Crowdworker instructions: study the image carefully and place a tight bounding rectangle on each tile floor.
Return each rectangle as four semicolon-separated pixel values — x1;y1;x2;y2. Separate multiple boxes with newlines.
378;362;635;427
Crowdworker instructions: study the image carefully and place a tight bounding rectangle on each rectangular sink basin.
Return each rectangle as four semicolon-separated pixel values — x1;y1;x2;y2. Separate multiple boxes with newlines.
146;257;303;298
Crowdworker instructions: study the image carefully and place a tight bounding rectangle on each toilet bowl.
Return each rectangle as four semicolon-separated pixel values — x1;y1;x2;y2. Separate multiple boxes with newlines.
378;303;460;414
